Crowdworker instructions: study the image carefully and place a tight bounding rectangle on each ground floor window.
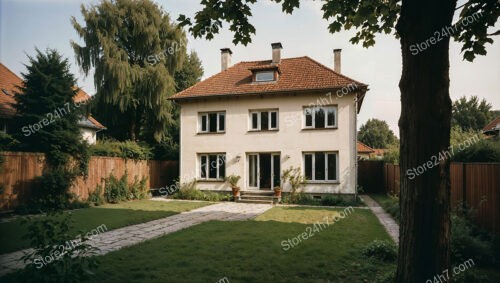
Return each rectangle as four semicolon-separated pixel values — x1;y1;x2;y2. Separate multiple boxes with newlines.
199;154;226;180
303;152;337;181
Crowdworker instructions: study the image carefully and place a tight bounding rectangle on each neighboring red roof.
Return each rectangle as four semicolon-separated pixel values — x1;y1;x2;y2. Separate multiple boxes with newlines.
0;63;104;130
171;56;367;100
87;116;106;129
357;141;375;153
373;148;385;156
0;63;20;118
483;116;500;133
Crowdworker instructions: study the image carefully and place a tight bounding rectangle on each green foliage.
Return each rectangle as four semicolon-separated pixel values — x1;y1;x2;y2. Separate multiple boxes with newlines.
20;212;99;283
224;174;241;188
88;184;104;206
450;213;495;266
450;125;482;147
12;49;89;173
72;0;186;143
452;96;494;131
358;119;398;149
362;240;398;262
90;139;153;160
451;139;500;162
26;169;77;213
373;194;400;222
382;143;400;164
0;132;19;151
281;166;305;202
103;172;149;203
174;51;204;92
170;180;230;201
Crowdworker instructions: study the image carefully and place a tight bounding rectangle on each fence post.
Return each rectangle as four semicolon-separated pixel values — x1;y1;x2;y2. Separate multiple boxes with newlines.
462;163;467;211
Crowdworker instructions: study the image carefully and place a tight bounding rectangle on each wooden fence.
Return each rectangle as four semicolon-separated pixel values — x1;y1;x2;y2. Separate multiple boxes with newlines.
358;160;499;234
0;152;178;211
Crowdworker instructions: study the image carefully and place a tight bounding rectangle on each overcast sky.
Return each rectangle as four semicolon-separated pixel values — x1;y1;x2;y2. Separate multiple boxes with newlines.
1;0;499;136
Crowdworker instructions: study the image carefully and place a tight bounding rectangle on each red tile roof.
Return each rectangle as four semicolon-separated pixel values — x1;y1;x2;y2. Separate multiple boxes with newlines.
0;63;20;118
482;116;500;133
0;63;104;130
357;141;375;153
171;56;367;100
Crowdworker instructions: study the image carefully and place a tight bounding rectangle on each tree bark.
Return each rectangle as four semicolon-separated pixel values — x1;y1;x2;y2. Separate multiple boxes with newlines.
396;0;456;282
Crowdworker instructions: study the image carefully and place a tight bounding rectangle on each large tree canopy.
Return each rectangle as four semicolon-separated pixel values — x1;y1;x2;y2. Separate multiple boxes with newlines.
358;118;398;148
178;1;499;282
452;95;494;131
13;49;88;170
71;0;187;142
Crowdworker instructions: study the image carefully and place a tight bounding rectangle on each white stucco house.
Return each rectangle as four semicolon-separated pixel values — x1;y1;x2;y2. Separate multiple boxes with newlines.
170;43;368;199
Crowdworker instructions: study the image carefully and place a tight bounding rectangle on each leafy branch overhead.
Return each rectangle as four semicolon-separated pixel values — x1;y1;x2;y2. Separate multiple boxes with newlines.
178;0;499;61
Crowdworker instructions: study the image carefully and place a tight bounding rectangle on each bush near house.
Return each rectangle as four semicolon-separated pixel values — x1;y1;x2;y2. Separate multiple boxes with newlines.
169;180;231;202
282;192;363;207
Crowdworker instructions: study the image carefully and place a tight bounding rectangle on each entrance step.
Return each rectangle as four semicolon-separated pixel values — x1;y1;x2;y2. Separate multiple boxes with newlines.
237;190;276;204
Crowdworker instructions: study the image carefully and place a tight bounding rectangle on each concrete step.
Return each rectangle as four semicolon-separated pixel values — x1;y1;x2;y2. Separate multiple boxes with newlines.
241;190;274;196
237;199;274;204
240;195;276;201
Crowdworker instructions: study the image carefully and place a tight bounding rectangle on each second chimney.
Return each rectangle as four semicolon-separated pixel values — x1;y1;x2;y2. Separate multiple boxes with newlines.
333;49;341;73
221;48;232;71
271;42;283;64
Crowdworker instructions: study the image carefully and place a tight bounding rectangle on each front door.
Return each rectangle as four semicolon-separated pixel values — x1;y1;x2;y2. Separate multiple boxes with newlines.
248;153;280;190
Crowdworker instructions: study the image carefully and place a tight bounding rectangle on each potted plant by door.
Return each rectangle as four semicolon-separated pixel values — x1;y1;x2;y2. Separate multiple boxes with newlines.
225;174;241;201
273;186;282;197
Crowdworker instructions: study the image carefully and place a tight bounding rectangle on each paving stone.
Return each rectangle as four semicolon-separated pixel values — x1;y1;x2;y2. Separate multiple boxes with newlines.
360;195;399;243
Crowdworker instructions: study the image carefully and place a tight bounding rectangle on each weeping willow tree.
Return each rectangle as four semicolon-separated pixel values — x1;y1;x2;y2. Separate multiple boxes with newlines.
71;0;186;142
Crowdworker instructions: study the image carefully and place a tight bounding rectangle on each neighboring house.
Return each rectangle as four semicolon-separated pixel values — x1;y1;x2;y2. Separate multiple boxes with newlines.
483;116;500;138
357;141;375;160
170;43;369;197
0;63;105;144
371;148;386;159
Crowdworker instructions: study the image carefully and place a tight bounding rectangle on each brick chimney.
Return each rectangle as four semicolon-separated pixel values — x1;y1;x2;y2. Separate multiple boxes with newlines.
221;48;232;71
333;49;341;73
271;42;283;64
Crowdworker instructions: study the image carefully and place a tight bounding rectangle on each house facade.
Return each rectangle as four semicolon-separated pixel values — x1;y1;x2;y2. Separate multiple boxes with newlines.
171;43;368;196
0;63;105;144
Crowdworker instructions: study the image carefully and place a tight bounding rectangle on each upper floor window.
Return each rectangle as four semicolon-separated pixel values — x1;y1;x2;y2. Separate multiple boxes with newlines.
199;112;225;133
303;152;338;182
255;71;275;82
250;110;278;131
304;106;337;129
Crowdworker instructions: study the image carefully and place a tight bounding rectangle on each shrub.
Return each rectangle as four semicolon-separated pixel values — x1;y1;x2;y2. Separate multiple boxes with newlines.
103;174;128;203
88;184;105;206
0;132;19;151
30;169;76;212
282;193;362;207
362;240;398;262
170;180;230;201
451;139;500;162
450;213;495;266
130;176;149;200
90;139;153;160
20;212;99;282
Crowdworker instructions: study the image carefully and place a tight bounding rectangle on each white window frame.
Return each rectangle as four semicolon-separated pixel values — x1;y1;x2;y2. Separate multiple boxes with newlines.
249;110;278;131
199;153;226;180
255;71;275;82
199;111;225;133
247;153;281;189
303;106;337;129
303;152;338;182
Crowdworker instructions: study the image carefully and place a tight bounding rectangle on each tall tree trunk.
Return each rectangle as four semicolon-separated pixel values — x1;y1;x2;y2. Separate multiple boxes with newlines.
396;0;455;282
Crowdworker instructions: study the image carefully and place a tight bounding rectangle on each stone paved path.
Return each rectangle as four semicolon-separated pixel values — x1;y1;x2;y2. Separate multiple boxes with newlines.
0;202;272;277
360;195;399;244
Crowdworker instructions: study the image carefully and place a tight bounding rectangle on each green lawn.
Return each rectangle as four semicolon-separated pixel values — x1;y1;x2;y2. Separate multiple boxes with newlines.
3;206;397;282
0;200;210;254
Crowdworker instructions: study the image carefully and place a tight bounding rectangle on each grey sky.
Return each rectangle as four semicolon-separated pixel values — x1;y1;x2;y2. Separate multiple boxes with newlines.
1;0;499;136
